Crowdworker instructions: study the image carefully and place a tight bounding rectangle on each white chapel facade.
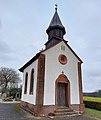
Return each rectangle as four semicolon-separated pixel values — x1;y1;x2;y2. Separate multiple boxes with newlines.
19;7;84;116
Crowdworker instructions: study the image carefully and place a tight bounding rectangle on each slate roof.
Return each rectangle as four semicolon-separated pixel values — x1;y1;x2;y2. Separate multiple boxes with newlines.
46;9;66;34
49;10;64;28
19;52;41;72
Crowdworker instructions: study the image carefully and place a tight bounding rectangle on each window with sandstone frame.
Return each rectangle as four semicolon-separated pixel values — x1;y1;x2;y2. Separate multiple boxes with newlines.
29;69;34;95
24;72;28;94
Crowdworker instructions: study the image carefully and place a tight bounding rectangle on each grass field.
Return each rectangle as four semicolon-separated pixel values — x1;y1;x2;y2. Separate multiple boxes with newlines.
84;96;101;119
83;96;101;102
85;108;101;119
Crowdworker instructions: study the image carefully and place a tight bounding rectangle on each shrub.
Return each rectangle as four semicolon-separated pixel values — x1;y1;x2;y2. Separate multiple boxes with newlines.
4;97;13;101
84;101;101;111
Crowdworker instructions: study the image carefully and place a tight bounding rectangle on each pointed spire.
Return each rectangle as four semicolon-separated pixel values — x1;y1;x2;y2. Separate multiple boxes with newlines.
48;5;65;30
46;5;66;36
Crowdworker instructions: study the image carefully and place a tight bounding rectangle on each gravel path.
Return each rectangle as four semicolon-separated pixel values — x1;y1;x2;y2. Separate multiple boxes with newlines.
0;103;100;120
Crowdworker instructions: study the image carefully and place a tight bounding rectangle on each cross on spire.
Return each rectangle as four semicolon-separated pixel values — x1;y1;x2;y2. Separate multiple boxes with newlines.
55;4;58;11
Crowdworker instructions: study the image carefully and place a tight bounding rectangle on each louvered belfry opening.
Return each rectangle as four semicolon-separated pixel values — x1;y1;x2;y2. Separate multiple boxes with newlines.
45;8;66;49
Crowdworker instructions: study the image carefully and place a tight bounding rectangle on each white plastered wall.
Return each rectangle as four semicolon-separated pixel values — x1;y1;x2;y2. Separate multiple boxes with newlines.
21;59;38;105
42;41;80;105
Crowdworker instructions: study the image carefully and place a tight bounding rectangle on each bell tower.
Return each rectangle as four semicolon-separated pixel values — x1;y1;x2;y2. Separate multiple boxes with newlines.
45;5;66;48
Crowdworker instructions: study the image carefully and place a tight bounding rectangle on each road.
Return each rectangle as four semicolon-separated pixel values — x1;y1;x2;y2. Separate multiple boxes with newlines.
0;102;100;120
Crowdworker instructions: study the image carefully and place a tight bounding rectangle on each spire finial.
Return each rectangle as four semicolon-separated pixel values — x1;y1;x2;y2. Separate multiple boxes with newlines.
55;4;58;11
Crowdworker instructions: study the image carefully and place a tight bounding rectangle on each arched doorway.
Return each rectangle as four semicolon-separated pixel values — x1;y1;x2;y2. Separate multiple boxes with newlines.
56;73;70;107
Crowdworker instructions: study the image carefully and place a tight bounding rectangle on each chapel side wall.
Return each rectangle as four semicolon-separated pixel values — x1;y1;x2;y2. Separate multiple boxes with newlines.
21;59;38;105
21;73;25;101
42;41;80;105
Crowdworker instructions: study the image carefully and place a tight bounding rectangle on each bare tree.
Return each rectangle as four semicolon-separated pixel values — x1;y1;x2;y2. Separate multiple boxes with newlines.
0;67;21;93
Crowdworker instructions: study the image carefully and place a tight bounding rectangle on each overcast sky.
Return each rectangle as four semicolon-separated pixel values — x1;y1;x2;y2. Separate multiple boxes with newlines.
0;0;101;92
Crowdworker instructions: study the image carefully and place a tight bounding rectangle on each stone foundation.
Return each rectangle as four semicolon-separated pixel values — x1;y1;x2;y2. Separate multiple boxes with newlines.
20;101;56;116
70;104;85;113
21;101;85;116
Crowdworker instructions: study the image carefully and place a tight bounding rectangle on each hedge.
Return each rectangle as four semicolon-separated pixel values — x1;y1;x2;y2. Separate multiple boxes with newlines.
84;101;101;111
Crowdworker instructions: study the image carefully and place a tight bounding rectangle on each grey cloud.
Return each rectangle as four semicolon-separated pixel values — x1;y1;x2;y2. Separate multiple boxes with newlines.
83;64;101;92
0;39;12;54
0;19;1;28
0;39;14;62
0;53;14;62
86;70;101;78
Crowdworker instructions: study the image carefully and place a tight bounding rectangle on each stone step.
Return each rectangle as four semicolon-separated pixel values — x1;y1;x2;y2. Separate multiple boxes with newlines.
56;108;73;112
57;106;68;109
54;107;79;116
54;111;78;116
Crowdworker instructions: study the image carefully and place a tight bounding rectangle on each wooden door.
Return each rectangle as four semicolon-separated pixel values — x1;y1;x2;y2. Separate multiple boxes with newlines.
58;83;67;106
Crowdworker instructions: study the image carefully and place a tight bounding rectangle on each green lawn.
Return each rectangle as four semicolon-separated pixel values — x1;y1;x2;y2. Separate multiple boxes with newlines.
83;96;101;102
85;108;101;119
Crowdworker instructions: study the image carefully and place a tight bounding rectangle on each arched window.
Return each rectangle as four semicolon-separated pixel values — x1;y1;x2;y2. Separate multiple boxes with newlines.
29;69;34;94
24;72;28;94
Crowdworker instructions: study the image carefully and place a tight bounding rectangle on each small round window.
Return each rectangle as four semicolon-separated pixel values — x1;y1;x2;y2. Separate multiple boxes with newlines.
58;54;67;65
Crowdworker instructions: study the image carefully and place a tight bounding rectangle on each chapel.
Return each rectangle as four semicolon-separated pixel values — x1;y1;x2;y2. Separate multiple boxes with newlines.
19;6;84;116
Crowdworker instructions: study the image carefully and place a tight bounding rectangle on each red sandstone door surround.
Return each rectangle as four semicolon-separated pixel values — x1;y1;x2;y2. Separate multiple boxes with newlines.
55;73;70;107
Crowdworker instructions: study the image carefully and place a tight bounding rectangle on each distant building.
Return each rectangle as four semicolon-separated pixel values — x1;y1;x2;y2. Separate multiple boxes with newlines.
19;7;84;116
